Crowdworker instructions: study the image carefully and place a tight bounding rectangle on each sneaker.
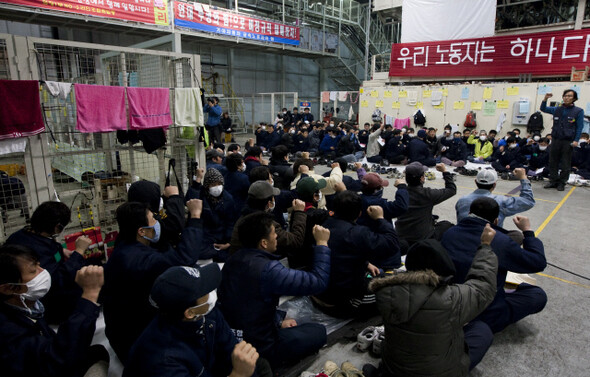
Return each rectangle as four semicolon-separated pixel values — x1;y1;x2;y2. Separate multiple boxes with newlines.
356;326;376;351
324;361;347;377
341;361;364;377
372;331;385;356
557;183;565;191
544;182;559;189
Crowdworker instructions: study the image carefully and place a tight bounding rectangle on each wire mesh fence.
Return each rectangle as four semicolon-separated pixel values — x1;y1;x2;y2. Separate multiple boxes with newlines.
0;39;10;80
0;39;200;244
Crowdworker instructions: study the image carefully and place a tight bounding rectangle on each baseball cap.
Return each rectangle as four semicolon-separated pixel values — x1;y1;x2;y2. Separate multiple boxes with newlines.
476;169;498;185
149;264;221;315
417;129;427;139
296;177;327;198
248;181;280;199
361;173;390;190
404;162;428;179
206;149;223;159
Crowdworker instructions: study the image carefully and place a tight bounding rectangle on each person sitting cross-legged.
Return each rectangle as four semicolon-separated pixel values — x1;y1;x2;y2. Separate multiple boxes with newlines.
102;199;205;364
218;212;331;369
442;197;547;333
455;168;534;230
313;191;400;318
366;225;498;377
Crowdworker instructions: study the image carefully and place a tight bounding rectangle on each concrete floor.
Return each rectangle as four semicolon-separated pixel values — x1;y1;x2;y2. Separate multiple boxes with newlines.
297;161;590;377
94;132;590;376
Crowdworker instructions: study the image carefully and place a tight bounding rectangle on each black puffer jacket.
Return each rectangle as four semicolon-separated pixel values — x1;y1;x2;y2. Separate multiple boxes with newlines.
369;243;497;377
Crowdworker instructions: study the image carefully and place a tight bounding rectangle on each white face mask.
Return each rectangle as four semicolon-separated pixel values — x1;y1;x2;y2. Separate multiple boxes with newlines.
188;290;217;320
579;139;588;144
239;163;246;172
209;185;223;197
538;145;548;151
408;133;415;138
509;144;517;149
533;136;540;142
317;191;323;202
290;129;296;134
266;199;276;213
479;136;487;141
20;269;52;302
269;178;274;186
261;126;266;131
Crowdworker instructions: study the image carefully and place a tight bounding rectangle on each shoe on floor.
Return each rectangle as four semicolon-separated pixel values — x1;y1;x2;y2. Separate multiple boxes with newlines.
362;364;379;377
557;183;565;191
544;182;559;189
324;361;347;377
300;372;317;377
372;332;385;356
341;361;364;377
356;326;376;351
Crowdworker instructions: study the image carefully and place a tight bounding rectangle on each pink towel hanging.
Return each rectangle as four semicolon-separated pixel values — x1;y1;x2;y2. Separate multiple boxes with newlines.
127;87;172;130
394;117;411;130
75;84;126;133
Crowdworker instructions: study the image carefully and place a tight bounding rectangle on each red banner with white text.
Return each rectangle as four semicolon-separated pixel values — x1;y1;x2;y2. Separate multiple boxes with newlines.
389;29;590;77
0;0;169;25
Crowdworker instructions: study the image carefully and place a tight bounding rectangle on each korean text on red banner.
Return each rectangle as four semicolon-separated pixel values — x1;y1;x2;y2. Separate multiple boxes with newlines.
389;29;590;77
0;0;169;25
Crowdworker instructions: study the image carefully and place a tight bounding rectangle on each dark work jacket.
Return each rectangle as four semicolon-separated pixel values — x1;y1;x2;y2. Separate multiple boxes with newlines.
244;156;262;176
224;171;250;212
425;136;438;156
102;218;204;364
357;185;409;226
293;134;310;152
442;217;546;332
289;206;330;270
541;102;584;141
269;160;295;190
0;298;100;377
186;183;238;261
206;161;228;177
495;146;523;168
395;172;456;243
407;138;433;164
383;136;406;161
218;246;330;360
528;147;550;170
317;217;399;306
6;229;87;325
358;130;370;146
444;139;468;161
220;116;232;132
124;309;237;377
155;195;186;251
263;131;281;150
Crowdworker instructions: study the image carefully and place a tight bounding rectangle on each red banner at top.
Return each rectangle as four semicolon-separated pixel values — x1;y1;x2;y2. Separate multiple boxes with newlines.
389;29;590;78
0;0;169;25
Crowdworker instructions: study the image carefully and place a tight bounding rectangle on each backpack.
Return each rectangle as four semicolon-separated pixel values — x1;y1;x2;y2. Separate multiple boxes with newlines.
372;109;382;123
527;111;544;133
414;110;426;125
464;111;477;128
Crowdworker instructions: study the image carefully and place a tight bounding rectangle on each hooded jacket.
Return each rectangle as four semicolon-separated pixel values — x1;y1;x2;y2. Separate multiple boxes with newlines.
369;243;498;377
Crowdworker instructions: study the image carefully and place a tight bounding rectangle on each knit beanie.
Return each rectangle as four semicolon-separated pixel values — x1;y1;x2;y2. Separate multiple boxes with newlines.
203;168;224;188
